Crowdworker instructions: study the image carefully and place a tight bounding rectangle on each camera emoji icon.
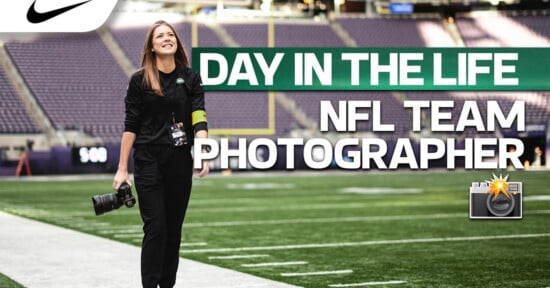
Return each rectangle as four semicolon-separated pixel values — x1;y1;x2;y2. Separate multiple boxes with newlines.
469;177;522;219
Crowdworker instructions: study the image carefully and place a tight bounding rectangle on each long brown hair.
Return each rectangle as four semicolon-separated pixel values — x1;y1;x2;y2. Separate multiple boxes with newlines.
140;20;190;95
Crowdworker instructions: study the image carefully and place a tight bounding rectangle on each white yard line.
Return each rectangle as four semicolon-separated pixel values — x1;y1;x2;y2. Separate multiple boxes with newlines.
242;261;308;267
209;254;271;260
50;218;86;223
187;200;468;213
181;242;209;247
97;227;142;234
113;233;143;238
182;233;550;253
340;187;422;194
524;195;550;201
129;240;208;247
92;210;550;231
529;210;550;214
68;222;111;228
183;213;466;228
226;183;296;190
281;270;353;277
329;280;407;287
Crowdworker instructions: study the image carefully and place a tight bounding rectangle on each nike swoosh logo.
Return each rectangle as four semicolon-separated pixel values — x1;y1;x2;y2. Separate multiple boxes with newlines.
27;0;92;24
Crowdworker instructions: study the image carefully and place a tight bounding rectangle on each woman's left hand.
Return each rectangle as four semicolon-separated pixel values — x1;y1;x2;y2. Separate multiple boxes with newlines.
197;159;209;178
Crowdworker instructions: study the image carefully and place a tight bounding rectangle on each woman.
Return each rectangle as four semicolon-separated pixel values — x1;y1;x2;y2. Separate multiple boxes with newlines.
113;20;209;288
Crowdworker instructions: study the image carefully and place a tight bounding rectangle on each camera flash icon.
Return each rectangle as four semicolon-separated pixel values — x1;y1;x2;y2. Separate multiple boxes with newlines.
469;174;522;219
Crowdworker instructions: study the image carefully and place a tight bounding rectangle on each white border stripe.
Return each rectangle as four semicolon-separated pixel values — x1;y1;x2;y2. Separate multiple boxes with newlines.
329;280;407;287
182;233;550;253
208;254;271;260
281;270;353;277
242;261;308;267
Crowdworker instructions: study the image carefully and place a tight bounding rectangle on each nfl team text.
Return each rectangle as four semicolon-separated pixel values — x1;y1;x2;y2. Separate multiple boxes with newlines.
194;100;525;170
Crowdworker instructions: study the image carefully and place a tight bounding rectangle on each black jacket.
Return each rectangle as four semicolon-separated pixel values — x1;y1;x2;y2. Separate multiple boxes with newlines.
124;63;207;146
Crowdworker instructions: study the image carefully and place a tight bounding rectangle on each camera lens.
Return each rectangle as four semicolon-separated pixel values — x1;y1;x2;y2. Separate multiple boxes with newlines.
91;184;135;216
92;193;120;216
486;193;515;217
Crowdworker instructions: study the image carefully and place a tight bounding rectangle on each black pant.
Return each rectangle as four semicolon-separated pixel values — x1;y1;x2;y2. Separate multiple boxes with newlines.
134;144;193;288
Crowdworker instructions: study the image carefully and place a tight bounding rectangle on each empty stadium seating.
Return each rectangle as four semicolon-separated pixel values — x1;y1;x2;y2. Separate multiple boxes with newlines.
5;32;128;143
456;14;550;47
223;23;268;47
0;69;40;134
110;22;221;67
337;17;455;47
514;15;550;39
275;22;345;47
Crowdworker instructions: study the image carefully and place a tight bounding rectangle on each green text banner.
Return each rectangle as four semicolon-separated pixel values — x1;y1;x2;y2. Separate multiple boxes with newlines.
192;47;550;91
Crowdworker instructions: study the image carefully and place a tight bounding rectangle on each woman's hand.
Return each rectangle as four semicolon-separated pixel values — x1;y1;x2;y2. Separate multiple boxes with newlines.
197;159;210;178
113;169;131;190
194;129;210;178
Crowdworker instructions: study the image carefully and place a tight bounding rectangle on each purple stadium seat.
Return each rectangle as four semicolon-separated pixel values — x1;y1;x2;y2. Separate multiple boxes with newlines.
337;18;454;47
0;68;40;133
275;23;345;47
456;15;550;47
5;32;127;142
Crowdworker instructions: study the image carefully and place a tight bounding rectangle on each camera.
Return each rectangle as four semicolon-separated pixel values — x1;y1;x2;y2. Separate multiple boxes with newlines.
92;183;136;216
469;182;522;219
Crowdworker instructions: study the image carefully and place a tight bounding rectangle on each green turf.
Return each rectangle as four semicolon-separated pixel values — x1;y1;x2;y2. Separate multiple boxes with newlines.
0;273;24;288
1;170;549;287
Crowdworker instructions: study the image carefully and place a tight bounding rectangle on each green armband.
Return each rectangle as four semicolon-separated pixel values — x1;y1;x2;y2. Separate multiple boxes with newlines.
192;110;208;126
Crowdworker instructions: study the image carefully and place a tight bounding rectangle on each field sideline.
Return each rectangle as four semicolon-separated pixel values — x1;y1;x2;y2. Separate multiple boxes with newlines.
1;170;549;287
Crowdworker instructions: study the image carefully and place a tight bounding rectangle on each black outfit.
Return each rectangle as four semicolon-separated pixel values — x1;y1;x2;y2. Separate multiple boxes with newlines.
124;63;207;288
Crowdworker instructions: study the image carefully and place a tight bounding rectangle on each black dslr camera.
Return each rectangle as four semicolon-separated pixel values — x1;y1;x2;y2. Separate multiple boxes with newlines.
92;183;136;216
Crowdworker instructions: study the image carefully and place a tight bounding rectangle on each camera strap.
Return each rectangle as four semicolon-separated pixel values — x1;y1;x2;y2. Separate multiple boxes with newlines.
167;64;191;147
171;64;188;127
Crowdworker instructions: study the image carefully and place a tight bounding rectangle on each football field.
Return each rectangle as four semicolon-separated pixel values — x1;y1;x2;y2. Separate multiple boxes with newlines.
1;170;549;287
